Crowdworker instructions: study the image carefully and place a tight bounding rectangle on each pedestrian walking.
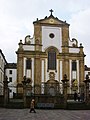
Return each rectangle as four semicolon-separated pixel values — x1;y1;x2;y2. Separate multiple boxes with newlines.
29;99;36;113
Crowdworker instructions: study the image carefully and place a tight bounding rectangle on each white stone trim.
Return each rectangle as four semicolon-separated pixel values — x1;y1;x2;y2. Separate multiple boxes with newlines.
77;60;79;92
42;26;62;52
69;48;80;53
32;58;34;86
41;60;44;83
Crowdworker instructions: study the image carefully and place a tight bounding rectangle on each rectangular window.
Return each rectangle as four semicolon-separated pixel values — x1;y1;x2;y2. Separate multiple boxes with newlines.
9;89;12;92
72;61;77;71
9;77;12;82
48;51;56;70
9;70;12;74
26;59;31;69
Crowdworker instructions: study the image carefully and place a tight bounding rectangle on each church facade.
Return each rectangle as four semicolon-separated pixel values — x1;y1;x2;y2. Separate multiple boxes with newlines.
16;10;85;95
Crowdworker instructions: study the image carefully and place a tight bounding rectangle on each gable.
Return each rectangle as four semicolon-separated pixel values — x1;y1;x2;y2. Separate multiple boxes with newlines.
33;15;69;26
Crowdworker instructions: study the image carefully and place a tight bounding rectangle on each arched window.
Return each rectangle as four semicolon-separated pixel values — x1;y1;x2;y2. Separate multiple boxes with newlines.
48;49;56;70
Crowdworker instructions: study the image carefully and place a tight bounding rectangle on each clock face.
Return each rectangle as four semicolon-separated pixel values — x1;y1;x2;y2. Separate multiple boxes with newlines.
49;19;54;23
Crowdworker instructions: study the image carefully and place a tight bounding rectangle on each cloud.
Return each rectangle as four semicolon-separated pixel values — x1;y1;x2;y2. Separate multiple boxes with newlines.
0;0;90;66
69;8;90;66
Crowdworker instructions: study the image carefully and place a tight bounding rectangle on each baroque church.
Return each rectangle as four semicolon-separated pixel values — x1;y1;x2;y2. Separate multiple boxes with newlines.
16;10;85;96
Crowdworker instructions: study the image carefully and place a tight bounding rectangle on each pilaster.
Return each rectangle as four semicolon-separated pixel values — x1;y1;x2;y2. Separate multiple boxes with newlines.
62;26;69;53
79;59;84;84
17;51;24;93
34;55;41;94
34;24;42;51
62;57;69;79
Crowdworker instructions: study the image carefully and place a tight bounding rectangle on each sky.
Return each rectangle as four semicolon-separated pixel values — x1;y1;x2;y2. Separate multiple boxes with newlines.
0;0;90;66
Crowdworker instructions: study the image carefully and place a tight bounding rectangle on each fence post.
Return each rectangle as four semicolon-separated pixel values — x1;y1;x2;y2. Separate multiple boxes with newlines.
83;74;90;105
61;74;69;108
3;76;9;107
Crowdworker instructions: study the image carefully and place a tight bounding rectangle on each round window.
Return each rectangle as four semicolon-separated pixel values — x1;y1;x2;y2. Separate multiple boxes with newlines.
49;33;55;39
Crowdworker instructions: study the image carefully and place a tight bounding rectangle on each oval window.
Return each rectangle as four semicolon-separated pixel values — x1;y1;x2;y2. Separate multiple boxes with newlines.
49;33;55;39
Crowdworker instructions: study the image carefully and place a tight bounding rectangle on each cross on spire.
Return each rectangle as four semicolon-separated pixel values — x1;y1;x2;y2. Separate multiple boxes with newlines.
49;9;53;16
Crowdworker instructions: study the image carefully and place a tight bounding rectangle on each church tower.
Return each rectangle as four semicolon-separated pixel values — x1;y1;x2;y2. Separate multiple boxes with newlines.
16;10;85;95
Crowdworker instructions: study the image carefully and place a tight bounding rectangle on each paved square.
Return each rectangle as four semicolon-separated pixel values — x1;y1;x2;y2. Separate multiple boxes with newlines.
0;108;90;120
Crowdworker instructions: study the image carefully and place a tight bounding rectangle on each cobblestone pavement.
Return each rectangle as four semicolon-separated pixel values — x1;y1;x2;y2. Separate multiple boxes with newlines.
0;108;90;120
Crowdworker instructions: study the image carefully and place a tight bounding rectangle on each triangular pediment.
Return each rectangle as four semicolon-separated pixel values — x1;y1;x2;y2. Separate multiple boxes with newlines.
33;15;69;26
